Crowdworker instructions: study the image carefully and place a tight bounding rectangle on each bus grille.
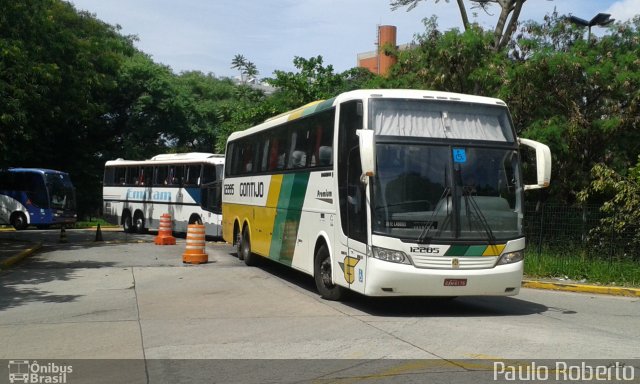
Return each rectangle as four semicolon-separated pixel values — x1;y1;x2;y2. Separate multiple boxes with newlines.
411;255;498;269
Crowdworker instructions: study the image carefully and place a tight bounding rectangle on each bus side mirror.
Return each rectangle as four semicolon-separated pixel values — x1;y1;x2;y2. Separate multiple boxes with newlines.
519;138;551;190
357;129;376;179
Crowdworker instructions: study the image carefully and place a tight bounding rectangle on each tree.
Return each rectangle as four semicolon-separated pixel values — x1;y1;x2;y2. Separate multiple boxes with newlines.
390;0;528;51
500;15;640;203
230;54;247;82
268;56;348;107
577;157;640;260
0;0;137;216
230;54;259;83
384;16;501;94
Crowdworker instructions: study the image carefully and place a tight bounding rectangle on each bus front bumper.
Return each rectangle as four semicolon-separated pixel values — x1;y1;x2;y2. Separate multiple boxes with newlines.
363;258;523;297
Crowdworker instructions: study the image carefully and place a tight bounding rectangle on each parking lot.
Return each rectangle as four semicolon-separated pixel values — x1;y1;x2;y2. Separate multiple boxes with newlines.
0;228;639;383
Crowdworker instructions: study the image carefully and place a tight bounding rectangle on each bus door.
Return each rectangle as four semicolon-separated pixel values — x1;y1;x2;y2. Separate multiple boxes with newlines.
200;164;222;235
336;101;368;293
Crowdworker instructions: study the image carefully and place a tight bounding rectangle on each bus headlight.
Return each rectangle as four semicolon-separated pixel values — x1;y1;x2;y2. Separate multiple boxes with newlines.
371;246;411;265
497;250;524;265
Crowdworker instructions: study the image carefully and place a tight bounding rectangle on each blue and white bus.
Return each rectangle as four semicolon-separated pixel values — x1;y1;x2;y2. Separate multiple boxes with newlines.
0;168;77;230
102;152;224;236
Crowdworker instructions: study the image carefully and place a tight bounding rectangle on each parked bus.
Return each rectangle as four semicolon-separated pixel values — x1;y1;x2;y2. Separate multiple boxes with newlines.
102;152;224;236
0;168;77;230
222;89;551;300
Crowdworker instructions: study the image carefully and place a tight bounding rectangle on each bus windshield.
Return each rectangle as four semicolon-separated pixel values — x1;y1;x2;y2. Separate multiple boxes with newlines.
370;98;515;142
372;143;522;242
46;173;76;210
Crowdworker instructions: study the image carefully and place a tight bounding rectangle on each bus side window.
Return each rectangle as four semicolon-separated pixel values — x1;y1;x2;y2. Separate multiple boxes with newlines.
269;128;288;171
103;167;115;186
186;165;201;186
202;164;217;184
260;137;270;173
114;167;126;185
155;166;168;186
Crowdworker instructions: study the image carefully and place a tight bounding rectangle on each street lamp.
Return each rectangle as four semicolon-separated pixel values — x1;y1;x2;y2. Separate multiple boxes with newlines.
567;13;615;41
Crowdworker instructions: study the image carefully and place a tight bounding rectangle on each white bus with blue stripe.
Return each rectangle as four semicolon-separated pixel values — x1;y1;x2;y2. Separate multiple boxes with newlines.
102;153;224;236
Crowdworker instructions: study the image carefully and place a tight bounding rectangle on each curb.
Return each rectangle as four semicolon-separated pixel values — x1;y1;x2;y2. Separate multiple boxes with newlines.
0;242;43;270
522;279;640;298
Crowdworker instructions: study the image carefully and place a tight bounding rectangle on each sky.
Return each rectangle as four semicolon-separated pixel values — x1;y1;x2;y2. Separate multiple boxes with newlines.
68;0;640;79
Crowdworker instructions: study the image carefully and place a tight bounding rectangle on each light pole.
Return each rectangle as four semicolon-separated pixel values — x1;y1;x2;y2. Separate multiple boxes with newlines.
567;13;615;41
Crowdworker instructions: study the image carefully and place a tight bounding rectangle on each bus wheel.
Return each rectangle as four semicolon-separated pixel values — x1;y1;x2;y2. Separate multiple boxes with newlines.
240;227;256;266
314;244;345;301
133;212;146;234
11;212;28;230
122;212;134;233
235;223;243;260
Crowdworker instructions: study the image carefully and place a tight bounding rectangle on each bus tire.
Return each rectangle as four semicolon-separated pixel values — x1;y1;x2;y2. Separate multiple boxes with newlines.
314;244;345;301
122;212;134;233
234;222;243;259
133;211;146;234
240;226;256;266
11;212;28;230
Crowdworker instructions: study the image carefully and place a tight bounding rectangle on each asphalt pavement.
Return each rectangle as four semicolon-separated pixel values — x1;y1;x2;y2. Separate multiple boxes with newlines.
1;227;639;383
1;226;639;297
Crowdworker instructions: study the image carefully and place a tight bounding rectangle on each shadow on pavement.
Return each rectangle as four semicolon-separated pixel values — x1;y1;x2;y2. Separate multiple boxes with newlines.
241;253;549;318
0;259;117;311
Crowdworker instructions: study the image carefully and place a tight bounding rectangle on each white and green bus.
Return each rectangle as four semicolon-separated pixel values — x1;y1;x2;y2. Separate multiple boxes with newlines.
103;152;224;236
222;89;551;300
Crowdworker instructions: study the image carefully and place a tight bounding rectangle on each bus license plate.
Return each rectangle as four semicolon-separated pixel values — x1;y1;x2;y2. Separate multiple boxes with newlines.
444;278;467;287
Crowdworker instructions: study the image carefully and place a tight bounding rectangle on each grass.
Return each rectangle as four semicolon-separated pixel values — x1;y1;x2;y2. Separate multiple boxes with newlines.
524;249;640;288
73;217;117;228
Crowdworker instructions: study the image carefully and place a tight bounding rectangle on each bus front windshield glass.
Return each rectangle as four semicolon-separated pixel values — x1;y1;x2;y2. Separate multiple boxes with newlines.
46;173;76;210
372;144;522;242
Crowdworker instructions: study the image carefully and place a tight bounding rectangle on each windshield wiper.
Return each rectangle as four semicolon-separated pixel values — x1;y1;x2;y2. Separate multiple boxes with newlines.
417;187;451;244
462;186;497;245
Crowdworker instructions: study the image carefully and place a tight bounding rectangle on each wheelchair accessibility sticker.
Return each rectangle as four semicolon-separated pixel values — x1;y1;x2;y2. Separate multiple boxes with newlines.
453;148;467;163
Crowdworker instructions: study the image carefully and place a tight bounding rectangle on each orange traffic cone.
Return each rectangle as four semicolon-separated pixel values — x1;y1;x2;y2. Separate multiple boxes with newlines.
154;213;176;245
182;224;208;264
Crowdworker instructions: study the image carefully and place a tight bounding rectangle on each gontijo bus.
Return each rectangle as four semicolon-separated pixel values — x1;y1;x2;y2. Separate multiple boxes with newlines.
103;152;224;236
222;89;551;300
0;168;77;230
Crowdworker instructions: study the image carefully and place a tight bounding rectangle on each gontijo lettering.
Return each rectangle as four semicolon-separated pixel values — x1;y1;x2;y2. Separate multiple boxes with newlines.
239;182;264;197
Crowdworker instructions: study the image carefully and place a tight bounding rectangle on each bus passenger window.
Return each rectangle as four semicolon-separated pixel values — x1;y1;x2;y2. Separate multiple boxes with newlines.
202;164;217;184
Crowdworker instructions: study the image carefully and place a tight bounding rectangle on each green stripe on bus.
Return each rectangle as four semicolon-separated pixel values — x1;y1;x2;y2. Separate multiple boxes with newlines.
445;245;469;256
269;172;310;266
464;245;487;256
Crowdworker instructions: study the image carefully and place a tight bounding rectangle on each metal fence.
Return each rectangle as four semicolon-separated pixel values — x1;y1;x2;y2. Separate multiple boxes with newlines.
523;203;639;261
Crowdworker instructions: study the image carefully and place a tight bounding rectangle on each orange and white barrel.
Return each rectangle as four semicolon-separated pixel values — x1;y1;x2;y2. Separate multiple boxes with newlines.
182;224;208;264
154;213;176;245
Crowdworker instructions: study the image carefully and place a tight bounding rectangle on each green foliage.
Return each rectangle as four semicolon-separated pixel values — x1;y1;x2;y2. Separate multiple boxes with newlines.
387;17;502;95
502;16;640;203
230;54;259;83
525;248;640;287
577;157;640;258
3;0;639;235
0;0;136;215
268;56;346;107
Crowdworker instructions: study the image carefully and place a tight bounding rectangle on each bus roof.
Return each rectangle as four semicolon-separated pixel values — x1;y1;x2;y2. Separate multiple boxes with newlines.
3;168;69;175
105;152;225;167
226;89;507;142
